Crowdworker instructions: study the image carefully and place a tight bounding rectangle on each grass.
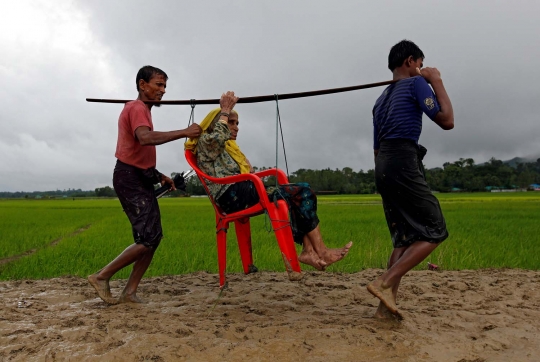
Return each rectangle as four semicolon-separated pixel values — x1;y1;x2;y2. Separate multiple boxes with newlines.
0;192;539;280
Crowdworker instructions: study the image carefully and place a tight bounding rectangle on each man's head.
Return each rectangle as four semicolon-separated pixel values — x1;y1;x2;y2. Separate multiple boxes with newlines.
136;66;168;106
388;40;424;75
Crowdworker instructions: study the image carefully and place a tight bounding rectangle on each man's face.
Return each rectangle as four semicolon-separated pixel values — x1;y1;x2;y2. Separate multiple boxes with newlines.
227;113;239;141
140;74;167;103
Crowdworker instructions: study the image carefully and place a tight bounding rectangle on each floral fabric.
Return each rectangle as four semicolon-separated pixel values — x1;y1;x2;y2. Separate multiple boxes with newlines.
196;121;240;200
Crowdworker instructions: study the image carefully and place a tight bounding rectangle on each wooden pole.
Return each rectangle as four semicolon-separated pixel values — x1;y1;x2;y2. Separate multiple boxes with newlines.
86;79;397;105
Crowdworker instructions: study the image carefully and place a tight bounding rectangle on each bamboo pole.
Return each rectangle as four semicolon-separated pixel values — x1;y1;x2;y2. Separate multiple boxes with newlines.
86;79;397;105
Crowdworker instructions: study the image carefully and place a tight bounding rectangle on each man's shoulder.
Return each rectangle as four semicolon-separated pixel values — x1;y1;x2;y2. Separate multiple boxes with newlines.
123;99;147;111
410;75;429;88
121;100;150;118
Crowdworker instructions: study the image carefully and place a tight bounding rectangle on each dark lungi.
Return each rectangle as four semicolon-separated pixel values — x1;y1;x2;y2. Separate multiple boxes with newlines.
113;160;163;249
375;139;448;248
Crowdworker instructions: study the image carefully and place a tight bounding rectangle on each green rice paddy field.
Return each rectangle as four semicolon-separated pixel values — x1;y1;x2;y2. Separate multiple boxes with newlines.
0;193;539;280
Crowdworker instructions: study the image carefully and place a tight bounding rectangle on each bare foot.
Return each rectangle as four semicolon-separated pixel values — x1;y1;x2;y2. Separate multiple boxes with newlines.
320;241;353;267
374;301;402;320
298;251;327;271
367;279;402;318
88;274;117;305
119;292;145;304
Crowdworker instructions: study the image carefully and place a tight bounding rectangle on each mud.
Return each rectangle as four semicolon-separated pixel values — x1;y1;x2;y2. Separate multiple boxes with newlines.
1;269;539;361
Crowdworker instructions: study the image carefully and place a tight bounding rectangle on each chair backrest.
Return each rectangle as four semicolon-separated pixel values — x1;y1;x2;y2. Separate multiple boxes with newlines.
185;149;279;217
184;150;225;214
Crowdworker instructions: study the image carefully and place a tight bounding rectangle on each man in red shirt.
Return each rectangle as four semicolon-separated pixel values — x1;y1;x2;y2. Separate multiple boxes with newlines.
88;65;202;304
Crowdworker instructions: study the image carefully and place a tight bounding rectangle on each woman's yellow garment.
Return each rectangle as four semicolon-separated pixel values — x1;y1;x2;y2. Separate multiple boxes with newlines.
184;108;251;174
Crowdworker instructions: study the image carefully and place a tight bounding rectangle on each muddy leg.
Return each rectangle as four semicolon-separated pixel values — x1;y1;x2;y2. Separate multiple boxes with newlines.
374;247;406;319
88;243;149;304
118;248;155;303
368;241;438;318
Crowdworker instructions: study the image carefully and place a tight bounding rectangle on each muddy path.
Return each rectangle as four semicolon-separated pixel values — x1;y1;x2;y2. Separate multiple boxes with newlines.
1;269;539;361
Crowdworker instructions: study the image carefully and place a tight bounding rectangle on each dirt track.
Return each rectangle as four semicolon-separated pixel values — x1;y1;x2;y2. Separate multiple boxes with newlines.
1;269;539;361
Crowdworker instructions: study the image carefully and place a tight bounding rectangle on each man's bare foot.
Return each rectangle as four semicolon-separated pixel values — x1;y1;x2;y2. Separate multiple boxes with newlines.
367;279;402;318
119;292;145;304
374;302;402;320
88;274;117;305
320;241;353;267
298;251;327;270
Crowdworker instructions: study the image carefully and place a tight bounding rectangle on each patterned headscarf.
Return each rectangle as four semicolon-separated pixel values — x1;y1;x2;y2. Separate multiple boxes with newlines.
184;108;250;174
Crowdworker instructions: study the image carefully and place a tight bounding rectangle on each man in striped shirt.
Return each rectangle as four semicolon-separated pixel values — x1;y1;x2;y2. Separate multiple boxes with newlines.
367;40;454;319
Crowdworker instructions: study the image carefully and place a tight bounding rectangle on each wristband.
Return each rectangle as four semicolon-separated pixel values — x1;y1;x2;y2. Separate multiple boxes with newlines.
219;112;230;118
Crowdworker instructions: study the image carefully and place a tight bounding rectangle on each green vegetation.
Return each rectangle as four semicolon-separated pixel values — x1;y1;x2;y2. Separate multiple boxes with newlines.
426;157;540;192
0;193;539;280
184;157;540;195
2;157;539;199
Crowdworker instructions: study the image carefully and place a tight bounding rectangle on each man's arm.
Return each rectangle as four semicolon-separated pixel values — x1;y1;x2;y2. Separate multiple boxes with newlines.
135;124;202;146
416;67;454;130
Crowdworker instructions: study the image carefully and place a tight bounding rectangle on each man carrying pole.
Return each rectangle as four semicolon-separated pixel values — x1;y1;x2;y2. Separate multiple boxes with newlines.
88;65;202;304
367;40;454;318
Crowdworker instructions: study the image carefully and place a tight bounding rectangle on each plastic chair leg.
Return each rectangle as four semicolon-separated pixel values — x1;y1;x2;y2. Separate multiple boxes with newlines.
234;218;255;274
216;222;228;288
269;200;301;273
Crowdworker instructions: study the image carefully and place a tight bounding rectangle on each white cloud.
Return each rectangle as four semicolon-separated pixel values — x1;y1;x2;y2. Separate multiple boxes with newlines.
1;0;124;191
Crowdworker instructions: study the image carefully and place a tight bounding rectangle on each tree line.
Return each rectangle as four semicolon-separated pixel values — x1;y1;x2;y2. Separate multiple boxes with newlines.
2;157;539;198
184;157;540;195
425;157;540;192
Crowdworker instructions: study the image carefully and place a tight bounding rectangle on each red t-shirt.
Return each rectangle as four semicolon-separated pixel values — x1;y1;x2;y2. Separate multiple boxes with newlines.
115;100;156;169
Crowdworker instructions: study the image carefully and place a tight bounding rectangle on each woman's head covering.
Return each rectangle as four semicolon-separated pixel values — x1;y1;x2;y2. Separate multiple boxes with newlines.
184;108;251;174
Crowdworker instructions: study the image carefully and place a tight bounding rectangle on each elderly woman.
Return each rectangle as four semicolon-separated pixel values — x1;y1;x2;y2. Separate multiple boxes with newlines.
185;92;352;270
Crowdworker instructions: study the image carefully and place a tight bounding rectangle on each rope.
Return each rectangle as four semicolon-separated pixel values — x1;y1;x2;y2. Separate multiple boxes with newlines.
183;100;196;145
86;79;397;105
188;99;195;126
275;95;289;178
263;210;291;233
275;94;279;188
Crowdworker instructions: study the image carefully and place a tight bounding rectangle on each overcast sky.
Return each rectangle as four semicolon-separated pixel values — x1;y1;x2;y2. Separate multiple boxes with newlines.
2;0;539;192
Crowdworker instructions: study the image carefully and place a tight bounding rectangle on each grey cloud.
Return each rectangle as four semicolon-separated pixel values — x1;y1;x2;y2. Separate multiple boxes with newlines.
1;0;539;191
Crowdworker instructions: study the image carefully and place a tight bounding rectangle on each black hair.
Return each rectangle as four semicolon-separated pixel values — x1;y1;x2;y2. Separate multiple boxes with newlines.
388;40;424;71
136;65;168;91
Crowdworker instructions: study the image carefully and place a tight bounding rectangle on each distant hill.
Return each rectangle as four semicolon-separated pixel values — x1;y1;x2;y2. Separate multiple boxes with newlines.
503;155;540;168
475;154;540;168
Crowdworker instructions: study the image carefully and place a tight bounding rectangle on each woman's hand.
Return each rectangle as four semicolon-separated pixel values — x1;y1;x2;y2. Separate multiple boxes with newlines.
220;91;239;113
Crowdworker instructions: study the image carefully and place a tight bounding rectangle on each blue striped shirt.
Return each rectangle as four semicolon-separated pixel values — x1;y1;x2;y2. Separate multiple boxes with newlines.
373;76;440;150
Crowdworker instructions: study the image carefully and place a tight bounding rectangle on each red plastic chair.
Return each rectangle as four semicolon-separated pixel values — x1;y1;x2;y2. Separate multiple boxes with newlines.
185;150;301;287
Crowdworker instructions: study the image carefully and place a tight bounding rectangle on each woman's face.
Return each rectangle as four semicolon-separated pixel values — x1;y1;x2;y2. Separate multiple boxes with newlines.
227;112;239;140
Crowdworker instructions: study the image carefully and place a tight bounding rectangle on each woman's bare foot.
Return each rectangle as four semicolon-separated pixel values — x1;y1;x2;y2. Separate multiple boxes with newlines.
118;292;145;304
298;251;327;271
88;274;117;304
367;279;402;318
320;241;353;267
